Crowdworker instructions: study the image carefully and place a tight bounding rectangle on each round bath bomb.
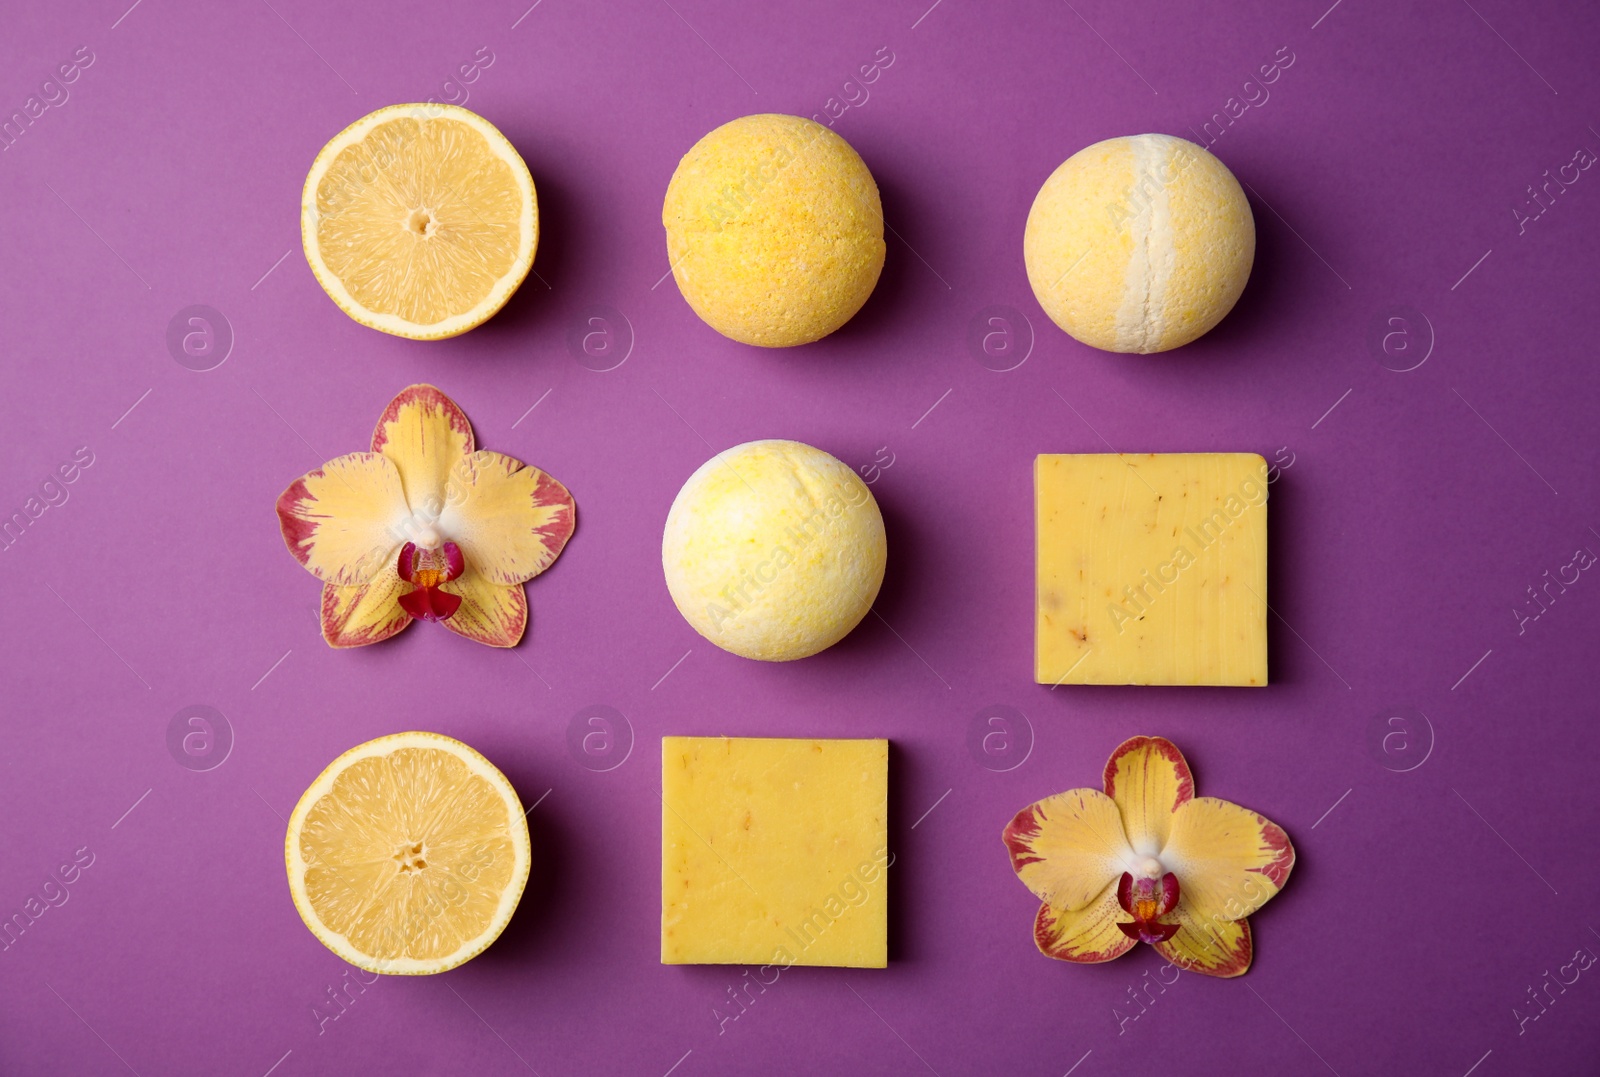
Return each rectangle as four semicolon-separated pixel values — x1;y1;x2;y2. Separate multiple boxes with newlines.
662;440;886;661
1024;133;1254;353
662;114;885;347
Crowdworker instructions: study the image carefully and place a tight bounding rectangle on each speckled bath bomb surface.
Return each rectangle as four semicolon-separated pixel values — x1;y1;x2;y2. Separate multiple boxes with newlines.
661;440;887;662
1024;133;1255;354
662;114;886;347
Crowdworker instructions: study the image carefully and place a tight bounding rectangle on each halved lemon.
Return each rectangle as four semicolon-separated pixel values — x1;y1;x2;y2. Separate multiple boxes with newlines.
301;104;538;339
285;732;531;975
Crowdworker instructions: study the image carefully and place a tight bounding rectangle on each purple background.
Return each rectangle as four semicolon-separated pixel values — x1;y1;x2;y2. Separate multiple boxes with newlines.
2;0;1598;1073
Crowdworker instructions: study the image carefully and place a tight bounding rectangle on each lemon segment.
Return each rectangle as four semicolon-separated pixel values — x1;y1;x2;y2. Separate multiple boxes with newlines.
302;104;538;340
285;731;531;975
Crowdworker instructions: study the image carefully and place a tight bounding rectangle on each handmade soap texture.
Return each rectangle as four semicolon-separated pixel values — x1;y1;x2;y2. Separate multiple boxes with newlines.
661;736;889;968
1035;453;1268;686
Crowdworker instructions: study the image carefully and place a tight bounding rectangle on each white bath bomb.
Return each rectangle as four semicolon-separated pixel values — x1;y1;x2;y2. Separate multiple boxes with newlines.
662;440;887;661
1024;133;1254;353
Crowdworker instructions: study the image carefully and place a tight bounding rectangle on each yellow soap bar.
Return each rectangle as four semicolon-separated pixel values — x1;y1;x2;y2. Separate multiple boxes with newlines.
1035;453;1268;686
662;736;888;968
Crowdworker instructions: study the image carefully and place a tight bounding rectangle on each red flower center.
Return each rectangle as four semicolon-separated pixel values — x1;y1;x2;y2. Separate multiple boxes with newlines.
396;541;465;622
1115;870;1181;944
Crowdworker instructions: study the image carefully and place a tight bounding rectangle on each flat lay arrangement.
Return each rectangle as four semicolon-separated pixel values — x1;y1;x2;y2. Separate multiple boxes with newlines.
6;3;1596;1073
279;100;1283;980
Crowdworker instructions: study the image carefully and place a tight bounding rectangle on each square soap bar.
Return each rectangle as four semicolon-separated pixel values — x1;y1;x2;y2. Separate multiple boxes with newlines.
1035;453;1268;687
661;736;888;968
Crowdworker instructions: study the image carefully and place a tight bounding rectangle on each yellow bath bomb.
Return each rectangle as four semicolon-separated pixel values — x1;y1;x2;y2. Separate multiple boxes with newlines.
662;114;885;347
662;440;886;661
1024;134;1254;353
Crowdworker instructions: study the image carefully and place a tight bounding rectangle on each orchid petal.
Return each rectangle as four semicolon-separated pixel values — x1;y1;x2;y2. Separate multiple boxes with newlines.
320;575;411;648
1032;879;1137;964
277;453;408;585
1103;736;1194;855
1003;788;1134;913
1152;904;1253;978
371;384;475;519
439;450;575;585
1163;796;1294;925
439;572;527;648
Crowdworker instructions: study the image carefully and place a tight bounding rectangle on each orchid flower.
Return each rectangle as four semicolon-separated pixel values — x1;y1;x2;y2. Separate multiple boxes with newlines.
1002;736;1294;977
276;385;575;648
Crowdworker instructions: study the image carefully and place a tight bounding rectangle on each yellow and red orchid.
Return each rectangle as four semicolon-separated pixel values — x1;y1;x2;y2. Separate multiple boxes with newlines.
276;385;575;649
1002;736;1293;977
